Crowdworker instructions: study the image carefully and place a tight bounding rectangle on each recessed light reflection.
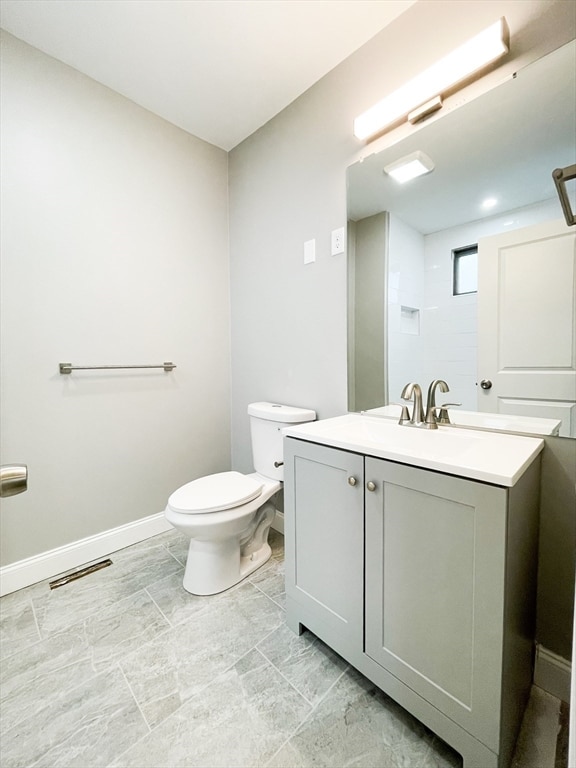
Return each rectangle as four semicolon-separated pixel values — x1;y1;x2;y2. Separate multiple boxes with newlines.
481;197;498;209
383;151;435;184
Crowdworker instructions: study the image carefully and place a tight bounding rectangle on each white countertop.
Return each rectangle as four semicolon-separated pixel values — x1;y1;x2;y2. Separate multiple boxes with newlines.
365;404;561;437
283;414;544;487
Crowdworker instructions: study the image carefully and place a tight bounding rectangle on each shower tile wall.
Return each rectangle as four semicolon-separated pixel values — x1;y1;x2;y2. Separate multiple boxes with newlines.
422;227;478;411
388;213;426;402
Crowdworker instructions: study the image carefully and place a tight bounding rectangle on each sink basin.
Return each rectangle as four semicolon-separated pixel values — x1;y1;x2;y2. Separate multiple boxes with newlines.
365;405;561;436
283;414;544;486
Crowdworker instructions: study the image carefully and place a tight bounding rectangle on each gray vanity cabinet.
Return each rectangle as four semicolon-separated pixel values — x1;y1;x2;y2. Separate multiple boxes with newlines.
283;438;364;660
365;457;510;753
284;436;541;768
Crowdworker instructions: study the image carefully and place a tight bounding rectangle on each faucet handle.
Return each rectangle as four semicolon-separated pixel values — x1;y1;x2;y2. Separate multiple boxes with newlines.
437;402;461;424
393;403;412;425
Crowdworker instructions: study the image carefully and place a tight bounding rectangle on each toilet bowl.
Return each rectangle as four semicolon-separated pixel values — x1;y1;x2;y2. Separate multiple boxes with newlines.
164;402;315;595
165;471;280;595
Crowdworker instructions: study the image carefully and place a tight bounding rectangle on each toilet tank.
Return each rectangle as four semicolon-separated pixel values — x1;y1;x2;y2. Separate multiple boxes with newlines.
248;402;316;481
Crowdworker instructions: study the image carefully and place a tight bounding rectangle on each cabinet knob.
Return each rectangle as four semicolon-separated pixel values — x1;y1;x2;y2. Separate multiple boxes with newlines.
348;476;357;486
367;481;377;492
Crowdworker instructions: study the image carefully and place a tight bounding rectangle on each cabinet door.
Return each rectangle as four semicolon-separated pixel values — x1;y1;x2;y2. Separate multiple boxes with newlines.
365;457;508;752
284;438;364;656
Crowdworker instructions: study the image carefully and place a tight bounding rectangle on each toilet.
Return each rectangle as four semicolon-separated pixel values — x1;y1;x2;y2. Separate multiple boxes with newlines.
165;402;316;595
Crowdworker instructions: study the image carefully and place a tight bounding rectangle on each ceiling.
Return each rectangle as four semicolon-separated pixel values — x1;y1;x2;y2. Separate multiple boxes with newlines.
0;0;416;151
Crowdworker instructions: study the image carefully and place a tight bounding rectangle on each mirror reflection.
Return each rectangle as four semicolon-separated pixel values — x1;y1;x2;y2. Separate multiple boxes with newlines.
347;40;576;437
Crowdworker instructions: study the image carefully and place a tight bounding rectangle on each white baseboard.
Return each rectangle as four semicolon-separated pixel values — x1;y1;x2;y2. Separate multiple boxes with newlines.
0;512;172;597
534;644;572;702
271;510;284;535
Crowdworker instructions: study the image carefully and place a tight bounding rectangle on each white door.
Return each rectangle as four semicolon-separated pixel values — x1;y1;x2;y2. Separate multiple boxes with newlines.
477;219;576;437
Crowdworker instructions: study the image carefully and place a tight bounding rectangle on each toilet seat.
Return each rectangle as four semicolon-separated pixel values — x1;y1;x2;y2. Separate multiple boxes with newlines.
168;471;263;514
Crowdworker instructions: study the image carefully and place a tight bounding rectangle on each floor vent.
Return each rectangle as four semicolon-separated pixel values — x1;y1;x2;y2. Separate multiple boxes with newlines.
49;559;113;589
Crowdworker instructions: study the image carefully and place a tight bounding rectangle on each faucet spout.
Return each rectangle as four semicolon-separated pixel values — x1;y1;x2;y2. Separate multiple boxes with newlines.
400;382;424;425
425;380;450;428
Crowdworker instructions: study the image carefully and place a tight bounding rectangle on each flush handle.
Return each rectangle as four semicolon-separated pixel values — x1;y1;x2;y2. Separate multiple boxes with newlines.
274;461;284;468
480;379;493;390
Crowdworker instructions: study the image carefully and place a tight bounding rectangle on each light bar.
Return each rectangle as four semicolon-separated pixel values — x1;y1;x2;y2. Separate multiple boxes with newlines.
354;18;509;141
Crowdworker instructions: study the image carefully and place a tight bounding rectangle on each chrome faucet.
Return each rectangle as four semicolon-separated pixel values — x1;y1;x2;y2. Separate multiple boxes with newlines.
424;379;449;429
399;380;460;428
400;382;424;425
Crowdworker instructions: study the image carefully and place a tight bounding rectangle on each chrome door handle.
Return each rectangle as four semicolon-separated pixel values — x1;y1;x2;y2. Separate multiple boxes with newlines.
480;379;493;390
0;464;28;497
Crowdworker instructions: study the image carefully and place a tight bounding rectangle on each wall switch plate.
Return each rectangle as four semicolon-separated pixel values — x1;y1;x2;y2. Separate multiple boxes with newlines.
304;238;316;264
331;227;345;255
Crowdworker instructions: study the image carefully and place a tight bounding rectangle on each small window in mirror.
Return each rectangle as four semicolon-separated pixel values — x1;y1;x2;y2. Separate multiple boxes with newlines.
453;245;478;295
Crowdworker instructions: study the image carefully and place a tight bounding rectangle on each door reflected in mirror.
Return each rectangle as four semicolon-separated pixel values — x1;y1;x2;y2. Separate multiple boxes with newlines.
347;40;576;438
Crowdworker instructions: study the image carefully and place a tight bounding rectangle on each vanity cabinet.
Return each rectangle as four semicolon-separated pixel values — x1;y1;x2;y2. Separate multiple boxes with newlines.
283;439;364;660
284;436;541;768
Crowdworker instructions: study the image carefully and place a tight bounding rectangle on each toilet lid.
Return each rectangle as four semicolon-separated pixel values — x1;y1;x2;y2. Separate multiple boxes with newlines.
168;471;263;514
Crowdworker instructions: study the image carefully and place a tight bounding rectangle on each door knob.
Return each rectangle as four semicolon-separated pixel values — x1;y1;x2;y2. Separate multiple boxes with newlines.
0;464;28;497
367;481;377;492
348;476;357;486
480;379;493;390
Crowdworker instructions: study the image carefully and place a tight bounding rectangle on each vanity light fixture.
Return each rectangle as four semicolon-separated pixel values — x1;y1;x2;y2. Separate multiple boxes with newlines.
354;17;509;141
384;151;435;183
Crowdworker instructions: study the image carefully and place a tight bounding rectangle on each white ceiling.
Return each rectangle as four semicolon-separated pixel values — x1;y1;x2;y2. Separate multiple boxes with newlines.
0;0;416;150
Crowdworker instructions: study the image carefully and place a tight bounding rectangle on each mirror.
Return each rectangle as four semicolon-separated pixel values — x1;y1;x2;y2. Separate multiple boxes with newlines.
347;40;576;437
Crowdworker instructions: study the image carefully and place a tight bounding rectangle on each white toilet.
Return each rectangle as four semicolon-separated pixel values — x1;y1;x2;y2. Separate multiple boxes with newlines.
165;402;316;595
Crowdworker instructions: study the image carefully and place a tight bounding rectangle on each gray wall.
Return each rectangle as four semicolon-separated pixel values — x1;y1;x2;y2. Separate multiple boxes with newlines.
349;213;387;412
538;437;576;660
0;32;231;565
229;0;576;661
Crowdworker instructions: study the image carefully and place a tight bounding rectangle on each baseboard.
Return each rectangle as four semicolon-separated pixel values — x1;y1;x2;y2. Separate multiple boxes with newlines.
534;644;572;702
0;512;172;597
271;510;284;535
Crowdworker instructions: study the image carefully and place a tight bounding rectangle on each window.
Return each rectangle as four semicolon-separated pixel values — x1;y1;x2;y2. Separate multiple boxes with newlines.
452;244;478;295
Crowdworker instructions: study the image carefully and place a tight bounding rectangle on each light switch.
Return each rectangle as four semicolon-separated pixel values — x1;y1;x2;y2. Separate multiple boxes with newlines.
304;238;316;264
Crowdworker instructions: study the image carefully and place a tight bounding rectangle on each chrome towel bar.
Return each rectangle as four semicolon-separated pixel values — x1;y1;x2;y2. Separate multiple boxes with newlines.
59;362;176;374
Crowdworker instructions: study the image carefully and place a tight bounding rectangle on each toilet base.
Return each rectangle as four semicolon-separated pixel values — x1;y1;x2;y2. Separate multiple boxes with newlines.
180;499;275;596
182;539;272;595
240;541;273;582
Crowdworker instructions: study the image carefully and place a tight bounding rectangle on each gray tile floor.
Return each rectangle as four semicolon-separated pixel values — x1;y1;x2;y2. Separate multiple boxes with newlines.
0;529;564;768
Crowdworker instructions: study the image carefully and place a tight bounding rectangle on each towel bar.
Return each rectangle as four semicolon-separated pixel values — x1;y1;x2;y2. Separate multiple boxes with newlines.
59;362;176;374
553;164;576;226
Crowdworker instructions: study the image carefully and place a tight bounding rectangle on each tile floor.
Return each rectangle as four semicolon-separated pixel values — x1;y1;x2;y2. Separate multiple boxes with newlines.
0;528;567;768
